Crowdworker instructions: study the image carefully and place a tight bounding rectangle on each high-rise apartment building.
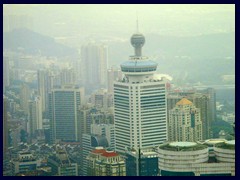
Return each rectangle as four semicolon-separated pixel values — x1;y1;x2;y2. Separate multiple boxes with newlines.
28;96;43;140
80;42;108;92
201;88;216;122
114;31;167;153
37;69;53;115
60;67;76;86
192;93;211;140
49;85;84;143
167;92;212;140
168;98;202;142
19;83;30;115
107;66;122;93
78;104;95;141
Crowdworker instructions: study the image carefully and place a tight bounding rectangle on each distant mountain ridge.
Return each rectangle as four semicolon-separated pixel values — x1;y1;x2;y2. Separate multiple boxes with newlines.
3;28;77;57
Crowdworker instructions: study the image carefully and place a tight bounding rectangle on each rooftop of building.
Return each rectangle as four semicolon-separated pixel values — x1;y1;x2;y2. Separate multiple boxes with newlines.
170;142;197;147
92;149;106;154
48;153;72;165
91;147;119;157
101;151;118;157
215;140;235;150
176;98;193;105
159;142;207;151
204;139;227;145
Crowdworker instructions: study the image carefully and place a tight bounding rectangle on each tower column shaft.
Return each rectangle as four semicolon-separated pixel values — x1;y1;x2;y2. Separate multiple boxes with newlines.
135;47;142;56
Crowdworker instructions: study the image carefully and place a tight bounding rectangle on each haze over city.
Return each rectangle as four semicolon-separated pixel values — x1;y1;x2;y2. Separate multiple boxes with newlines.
3;4;235;176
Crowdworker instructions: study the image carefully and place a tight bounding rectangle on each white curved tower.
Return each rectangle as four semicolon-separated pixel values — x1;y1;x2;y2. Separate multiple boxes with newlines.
114;30;167;153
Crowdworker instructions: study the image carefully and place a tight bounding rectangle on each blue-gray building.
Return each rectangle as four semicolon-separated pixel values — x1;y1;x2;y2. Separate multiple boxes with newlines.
126;148;159;176
49;85;84;144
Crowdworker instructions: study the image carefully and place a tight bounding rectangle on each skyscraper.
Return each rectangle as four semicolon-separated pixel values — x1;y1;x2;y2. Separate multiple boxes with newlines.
28;96;43;140
202;88;216;122
107;66;122;93
49;85;84;143
114;30;167;153
168;98;202;142
167;92;211;140
60;67;76;86
37;69;53;115
19;83;30;115
80;42;108;92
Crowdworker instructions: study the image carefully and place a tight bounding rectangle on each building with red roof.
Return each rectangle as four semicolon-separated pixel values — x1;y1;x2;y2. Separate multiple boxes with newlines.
87;147;126;176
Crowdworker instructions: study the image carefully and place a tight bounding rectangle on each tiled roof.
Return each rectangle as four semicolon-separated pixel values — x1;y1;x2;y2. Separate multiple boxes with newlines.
92;149;106;154
101;151;118;157
176;98;192;105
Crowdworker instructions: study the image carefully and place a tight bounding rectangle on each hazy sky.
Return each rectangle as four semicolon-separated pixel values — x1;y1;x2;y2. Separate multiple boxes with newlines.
3;4;235;38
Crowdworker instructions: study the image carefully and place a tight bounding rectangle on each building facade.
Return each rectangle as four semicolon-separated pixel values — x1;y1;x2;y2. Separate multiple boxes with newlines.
11;152;39;176
168;98;202;142
167;92;212;140
49;85;84;143
37;69;53;115
125;147;158;176
60;67;76;86
28;96;43;140
114;31;167;153
47;149;78;176
107;66;122;93
158;141;235;176
80;42;108;92
87;147;126;176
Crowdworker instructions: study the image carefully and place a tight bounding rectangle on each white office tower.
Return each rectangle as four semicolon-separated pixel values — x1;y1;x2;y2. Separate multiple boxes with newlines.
114;31;167;153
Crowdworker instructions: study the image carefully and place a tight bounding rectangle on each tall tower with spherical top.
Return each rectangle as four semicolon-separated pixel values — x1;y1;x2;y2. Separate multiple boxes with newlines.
114;24;168;153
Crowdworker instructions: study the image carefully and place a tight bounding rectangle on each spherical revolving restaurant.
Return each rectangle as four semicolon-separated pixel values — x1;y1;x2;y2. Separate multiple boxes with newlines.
131;33;145;47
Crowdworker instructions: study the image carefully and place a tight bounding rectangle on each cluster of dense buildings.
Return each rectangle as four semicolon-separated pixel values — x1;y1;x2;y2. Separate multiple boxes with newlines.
3;28;235;176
